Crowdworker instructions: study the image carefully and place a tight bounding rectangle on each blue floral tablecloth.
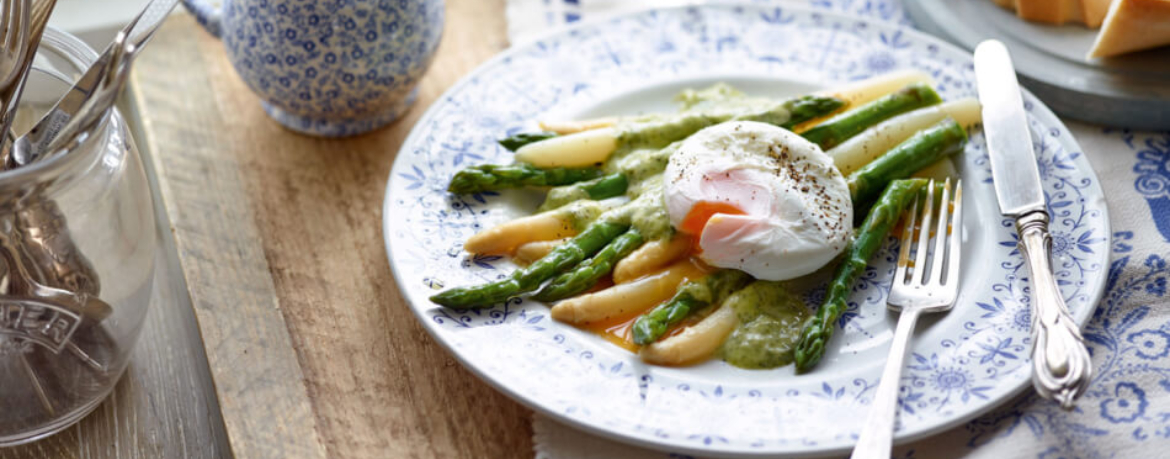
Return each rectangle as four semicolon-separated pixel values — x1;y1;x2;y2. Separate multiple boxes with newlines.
503;1;1170;457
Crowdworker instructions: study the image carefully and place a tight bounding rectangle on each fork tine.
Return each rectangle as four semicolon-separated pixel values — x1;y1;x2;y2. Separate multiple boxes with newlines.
910;179;935;284
10;0;26;56
28;0;53;37
894;194;918;285
946;180;964;287
15;0;25;47
928;178;952;285
7;0;19;54
3;0;13;49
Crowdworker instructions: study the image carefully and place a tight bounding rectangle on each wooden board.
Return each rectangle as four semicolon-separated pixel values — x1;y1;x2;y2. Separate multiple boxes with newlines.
125;1;534;457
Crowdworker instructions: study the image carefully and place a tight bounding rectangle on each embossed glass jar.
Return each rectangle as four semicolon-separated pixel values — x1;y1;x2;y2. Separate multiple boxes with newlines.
0;28;157;445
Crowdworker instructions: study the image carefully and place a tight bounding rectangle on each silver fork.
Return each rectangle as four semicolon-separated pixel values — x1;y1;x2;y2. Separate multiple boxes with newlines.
0;0;28;89
0;0;52;166
850;179;964;458
7;0;176;168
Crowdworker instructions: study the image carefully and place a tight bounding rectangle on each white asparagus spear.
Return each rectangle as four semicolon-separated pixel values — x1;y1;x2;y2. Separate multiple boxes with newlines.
640;303;737;366
513;238;568;265
539;117;618;134
515;127;618;168
827;98;981;174
819;69;935;109
612;236;692;284
550;260;706;324
464;213;575;255
793;69;935;133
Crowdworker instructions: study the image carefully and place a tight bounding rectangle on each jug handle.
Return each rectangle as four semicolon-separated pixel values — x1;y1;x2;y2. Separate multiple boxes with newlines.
181;0;223;38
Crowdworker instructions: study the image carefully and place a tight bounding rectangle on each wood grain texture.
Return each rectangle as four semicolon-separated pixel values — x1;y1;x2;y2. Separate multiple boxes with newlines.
0;97;231;459
128;12;327;459
128;2;534;458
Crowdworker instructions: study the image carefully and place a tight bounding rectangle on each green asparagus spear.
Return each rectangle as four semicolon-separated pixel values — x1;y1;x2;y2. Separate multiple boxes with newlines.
584;173;630;200
531;96;843;206
539;173;630;211
430;222;628;309
631;269;752;345
456;94;844;195
793;178;927;372
447;164;604;194
621;95;845;150
801;83;942;150
848;117;967;211
773;95;848;129
532;229;644;301
499;132;558;151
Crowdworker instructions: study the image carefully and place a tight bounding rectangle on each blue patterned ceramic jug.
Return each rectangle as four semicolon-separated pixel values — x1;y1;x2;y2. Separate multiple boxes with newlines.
182;0;444;137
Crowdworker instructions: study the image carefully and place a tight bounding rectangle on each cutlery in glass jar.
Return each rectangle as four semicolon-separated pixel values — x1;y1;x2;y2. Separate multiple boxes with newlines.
0;0;30;90
0;0;53;167
5;0;176;169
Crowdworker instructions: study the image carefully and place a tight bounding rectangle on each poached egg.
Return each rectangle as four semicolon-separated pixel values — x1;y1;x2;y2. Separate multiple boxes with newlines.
665;121;852;281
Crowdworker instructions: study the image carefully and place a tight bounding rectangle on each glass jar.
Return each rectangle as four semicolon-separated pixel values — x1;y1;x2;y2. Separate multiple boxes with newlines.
0;28;157;445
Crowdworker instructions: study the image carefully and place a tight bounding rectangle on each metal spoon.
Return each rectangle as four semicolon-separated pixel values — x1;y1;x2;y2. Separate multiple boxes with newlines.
0;220;111;325
15;199;100;296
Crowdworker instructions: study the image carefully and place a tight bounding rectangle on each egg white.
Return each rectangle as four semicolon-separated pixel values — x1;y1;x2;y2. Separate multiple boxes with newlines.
664;121;853;281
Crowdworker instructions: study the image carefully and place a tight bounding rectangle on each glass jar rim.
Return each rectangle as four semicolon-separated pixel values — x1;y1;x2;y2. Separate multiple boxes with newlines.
0;27;113;189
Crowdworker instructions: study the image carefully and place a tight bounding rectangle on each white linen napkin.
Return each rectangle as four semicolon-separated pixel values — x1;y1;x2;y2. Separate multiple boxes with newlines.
507;1;1170;458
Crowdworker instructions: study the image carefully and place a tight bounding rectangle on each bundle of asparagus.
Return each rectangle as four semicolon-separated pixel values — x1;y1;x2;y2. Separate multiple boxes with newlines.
429;70;978;371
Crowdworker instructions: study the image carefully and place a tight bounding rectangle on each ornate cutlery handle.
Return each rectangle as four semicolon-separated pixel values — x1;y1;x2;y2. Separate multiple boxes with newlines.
1016;211;1091;409
16;199;101;296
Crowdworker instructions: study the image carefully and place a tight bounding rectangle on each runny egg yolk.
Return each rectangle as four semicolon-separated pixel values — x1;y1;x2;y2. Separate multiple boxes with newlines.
664;120;853;281
678;201;745;239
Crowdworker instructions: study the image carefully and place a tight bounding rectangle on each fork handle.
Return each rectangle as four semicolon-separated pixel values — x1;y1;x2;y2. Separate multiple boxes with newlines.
850;308;921;459
1016;211;1092;409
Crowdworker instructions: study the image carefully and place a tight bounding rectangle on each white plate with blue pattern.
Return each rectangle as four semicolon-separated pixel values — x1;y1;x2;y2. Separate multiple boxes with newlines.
382;4;1110;457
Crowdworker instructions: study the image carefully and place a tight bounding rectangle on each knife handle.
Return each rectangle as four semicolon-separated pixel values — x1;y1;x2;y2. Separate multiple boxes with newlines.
1015;211;1092;409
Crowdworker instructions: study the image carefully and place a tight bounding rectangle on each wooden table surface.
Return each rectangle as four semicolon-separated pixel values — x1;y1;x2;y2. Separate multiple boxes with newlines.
4;1;535;458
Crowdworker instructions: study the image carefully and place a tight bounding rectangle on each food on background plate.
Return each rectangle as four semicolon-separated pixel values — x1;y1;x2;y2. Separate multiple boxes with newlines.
430;70;980;372
991;0;1112;27
991;0;1170;58
1088;0;1170;58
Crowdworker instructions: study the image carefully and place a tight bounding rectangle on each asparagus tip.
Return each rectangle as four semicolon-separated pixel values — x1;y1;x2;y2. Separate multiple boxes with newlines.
631;318;654;346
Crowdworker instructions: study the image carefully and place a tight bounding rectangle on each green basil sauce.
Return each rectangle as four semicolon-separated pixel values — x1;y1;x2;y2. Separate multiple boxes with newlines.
553;200;611;231
718;281;810;369
678;269;751;304
547;84;798;241
598;175;673;239
539;184;593;212
616;84;795;150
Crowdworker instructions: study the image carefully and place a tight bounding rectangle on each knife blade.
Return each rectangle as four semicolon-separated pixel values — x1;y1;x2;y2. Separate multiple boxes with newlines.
973;39;1092;409
973;40;1045;217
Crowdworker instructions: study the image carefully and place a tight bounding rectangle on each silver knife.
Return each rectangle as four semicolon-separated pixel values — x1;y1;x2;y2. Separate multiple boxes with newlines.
974;40;1091;408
